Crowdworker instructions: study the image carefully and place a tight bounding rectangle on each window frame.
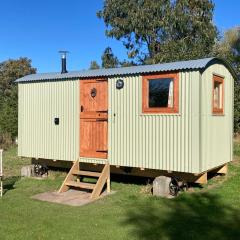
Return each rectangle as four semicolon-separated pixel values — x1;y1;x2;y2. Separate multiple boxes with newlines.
212;74;224;115
142;72;179;114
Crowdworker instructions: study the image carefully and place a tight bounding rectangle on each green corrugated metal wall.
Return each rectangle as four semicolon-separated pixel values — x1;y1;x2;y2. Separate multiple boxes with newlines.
18;63;233;174
18;80;79;161
106;72;201;173
200;64;233;172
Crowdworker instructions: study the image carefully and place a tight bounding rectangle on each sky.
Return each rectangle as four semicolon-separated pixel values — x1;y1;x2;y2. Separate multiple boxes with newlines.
0;0;239;73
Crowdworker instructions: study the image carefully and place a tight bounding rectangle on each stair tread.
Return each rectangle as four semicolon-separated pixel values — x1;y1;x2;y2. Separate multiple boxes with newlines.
65;181;96;189
72;170;101;177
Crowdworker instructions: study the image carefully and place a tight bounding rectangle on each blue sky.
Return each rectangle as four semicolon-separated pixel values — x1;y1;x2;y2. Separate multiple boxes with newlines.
0;0;239;73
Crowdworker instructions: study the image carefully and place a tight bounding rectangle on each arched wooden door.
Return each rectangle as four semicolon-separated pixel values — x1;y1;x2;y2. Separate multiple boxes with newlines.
80;79;108;159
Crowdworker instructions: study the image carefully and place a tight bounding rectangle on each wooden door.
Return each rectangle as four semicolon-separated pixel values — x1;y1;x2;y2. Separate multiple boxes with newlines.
80;79;108;159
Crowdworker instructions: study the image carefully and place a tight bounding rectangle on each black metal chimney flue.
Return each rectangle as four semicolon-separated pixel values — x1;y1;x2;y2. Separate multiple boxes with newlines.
59;51;68;74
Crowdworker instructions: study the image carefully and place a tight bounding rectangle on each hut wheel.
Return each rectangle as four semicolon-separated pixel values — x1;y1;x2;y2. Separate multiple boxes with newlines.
181;180;188;192
169;177;188;196
34;164;48;176
169;177;180;196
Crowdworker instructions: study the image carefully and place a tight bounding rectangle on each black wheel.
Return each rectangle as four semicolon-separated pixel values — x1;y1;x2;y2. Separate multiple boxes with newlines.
34;164;48;176
41;165;48;175
169;177;180;196
34;164;41;176
181;181;188;192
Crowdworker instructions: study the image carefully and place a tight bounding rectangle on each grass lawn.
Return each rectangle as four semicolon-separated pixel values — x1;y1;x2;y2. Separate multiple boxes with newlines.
1;145;240;240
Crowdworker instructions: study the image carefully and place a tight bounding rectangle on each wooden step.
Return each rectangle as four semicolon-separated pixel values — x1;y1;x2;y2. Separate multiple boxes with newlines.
65;181;95;190
58;160;110;199
72;170;101;178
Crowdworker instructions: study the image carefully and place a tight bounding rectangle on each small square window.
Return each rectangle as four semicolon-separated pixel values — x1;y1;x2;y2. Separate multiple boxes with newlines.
212;75;224;115
142;73;179;113
149;78;174;108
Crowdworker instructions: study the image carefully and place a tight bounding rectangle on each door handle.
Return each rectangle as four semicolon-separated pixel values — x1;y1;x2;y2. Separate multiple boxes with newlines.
81;105;84;112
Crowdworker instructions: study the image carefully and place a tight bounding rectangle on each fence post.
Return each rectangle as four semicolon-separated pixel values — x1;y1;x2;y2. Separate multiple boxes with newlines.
0;149;3;197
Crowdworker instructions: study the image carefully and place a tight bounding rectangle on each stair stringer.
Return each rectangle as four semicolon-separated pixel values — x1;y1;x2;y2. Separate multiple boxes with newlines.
58;160;79;193
90;163;110;200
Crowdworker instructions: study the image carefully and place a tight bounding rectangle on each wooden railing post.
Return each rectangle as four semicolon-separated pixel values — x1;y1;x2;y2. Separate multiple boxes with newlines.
0;149;3;197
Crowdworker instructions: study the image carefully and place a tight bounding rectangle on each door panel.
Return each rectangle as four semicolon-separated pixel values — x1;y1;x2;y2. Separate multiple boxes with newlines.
80;80;108;114
80;79;108;159
80;119;108;158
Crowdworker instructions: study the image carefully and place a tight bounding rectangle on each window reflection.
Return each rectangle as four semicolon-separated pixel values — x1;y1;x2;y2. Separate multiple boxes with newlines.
148;78;174;108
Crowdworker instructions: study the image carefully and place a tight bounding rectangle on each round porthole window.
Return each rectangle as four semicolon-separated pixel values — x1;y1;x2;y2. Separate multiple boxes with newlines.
116;79;124;89
91;88;97;98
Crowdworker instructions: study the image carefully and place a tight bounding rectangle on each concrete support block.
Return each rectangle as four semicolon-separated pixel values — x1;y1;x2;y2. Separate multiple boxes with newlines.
153;176;171;197
21;165;34;177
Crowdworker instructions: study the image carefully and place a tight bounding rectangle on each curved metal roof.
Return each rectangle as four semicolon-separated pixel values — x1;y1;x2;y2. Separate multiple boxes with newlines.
15;57;237;83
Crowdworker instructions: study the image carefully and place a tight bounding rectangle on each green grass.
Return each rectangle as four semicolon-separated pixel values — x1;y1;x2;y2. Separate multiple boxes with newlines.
1;145;240;240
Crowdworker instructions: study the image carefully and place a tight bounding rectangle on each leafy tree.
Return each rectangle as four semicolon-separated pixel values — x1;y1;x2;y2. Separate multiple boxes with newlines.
101;47;119;68
0;58;36;140
213;27;240;72
213;27;240;133
89;60;100;70
98;0;217;64
120;60;136;67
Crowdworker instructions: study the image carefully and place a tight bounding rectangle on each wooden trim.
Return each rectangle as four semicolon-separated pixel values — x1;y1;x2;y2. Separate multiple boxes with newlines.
217;164;227;175
80;151;107;159
212;74;224;115
80;78;107;83
142;72;179;114
79;163;210;184
36;158;228;187
80;112;108;119
195;172;207;184
212;164;228;175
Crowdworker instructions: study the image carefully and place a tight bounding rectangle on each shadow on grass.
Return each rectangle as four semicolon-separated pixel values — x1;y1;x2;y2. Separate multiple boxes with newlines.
3;176;20;194
123;193;240;240
110;173;153;185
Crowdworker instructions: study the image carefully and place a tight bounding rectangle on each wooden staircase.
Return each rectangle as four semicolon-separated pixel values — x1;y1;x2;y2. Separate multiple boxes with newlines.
58;160;110;200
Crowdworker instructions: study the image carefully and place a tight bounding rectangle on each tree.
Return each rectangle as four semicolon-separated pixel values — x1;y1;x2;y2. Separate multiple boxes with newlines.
98;0;217;64
120;60;136;67
0;58;36;140
213;27;240;133
213;27;240;72
101;47;119;68
89;60;100;70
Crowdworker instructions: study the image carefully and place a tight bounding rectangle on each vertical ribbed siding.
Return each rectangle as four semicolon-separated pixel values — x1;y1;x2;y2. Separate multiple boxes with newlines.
18;65;233;172
108;71;201;173
18;80;79;161
200;64;233;171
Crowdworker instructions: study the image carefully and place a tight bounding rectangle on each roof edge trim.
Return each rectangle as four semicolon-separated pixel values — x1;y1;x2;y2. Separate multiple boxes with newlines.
204;57;238;80
15;57;238;83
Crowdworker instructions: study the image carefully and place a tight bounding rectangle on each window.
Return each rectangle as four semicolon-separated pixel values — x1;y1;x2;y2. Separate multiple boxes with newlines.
142;73;179;113
212;75;224;115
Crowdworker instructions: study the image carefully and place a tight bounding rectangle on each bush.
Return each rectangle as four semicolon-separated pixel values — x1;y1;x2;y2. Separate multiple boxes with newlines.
0;132;13;150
